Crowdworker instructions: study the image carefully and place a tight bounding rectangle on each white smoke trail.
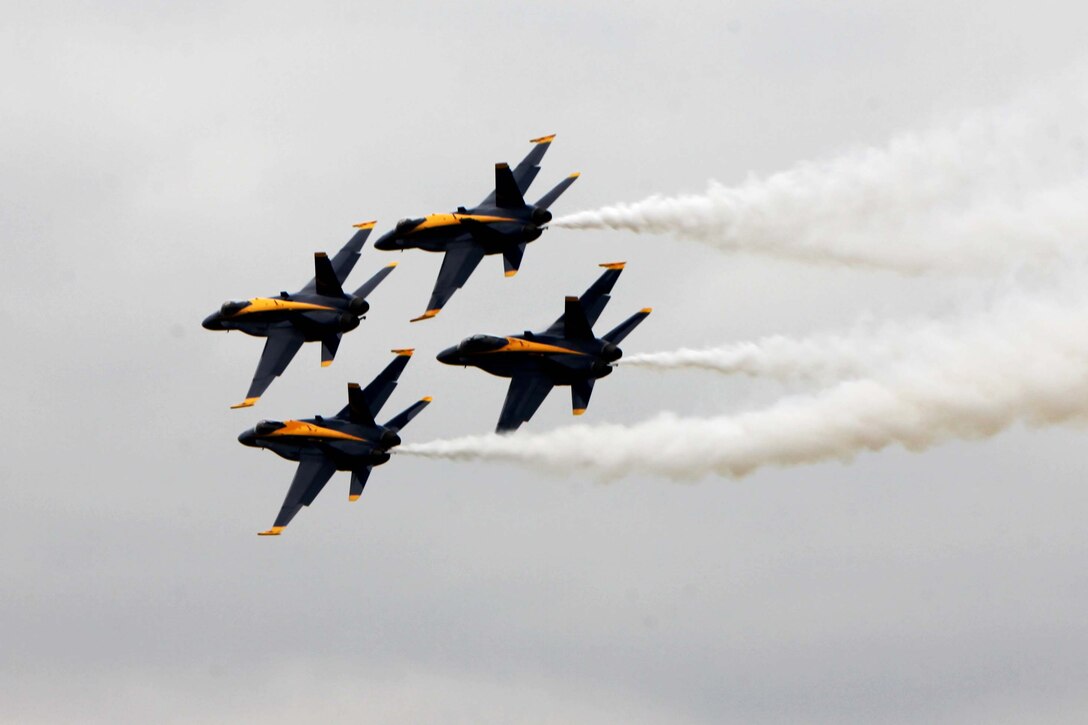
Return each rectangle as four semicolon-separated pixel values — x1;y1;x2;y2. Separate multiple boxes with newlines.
400;293;1088;480
620;295;1025;382
554;91;1088;273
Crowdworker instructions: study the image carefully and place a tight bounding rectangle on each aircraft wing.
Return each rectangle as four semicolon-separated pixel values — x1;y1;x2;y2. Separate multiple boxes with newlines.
232;329;306;408
496;372;554;433
300;222;376;294
336;350;415;423
479;134;555;205
258;452;338;535
542;263;625;336
411;242;486;321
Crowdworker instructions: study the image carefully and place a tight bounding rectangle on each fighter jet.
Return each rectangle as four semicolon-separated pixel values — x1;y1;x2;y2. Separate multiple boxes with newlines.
203;222;397;408
436;263;651;433
237;349;431;536
373;134;579;322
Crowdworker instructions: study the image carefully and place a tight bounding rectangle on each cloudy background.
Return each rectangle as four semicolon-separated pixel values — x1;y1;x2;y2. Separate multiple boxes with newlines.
4;1;1088;722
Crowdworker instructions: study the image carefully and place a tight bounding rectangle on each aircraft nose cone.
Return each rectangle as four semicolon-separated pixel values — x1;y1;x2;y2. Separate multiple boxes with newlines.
238;429;258;446
202;313;223;330
436;346;460;365
374;230;397;250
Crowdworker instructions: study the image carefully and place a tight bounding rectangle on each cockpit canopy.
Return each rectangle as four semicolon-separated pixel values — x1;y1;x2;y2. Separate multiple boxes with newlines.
457;334;506;353
254;420;284;435
220;300;250;316
396;217;424;232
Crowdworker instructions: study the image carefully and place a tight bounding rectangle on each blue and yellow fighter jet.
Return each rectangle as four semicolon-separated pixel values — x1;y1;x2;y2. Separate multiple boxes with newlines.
373;135;579;321
436;263;651;433
203;222;397;408
238;350;431;536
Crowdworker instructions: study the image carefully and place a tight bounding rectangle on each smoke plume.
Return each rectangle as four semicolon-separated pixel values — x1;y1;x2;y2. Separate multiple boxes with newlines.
553;93;1088;274
401;293;1088;480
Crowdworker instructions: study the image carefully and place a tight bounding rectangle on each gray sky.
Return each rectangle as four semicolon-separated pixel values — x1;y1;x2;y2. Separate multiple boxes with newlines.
4;2;1088;722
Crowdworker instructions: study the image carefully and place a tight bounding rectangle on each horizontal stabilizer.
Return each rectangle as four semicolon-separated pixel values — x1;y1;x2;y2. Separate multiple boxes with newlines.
503;243;526;277
349;467;372;501
353;261;397;300
494;163;526;209
571;378;595;416
321;333;341;368
603;308;652;345
384;397;432;432
535;172;579;211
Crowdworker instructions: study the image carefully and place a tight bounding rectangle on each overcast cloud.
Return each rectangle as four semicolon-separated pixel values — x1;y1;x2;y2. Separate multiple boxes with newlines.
4;2;1088;723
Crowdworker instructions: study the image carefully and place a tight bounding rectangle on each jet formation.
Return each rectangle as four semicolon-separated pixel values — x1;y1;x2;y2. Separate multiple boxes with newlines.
202;223;396;408
204;135;652;534
237;350;431;535
437;263;651;432
374;135;579;321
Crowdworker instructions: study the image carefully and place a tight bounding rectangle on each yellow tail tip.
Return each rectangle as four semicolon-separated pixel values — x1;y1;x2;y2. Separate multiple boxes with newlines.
391;348;415;356
530;133;556;144
421;396;433;403
321;360;333;368
231;397;259;409
348;494;360;502
573;408;586;416
599;261;626;270
258;527;284;536
568;171;581;179
640;307;653;314
386;261;399;268
353;220;377;229
410;309;440;322
505;269;518;277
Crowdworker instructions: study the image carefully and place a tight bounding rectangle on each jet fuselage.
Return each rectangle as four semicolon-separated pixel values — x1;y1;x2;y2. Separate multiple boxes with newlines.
202;292;369;342
238;416;399;470
437;333;620;385
374;207;549;254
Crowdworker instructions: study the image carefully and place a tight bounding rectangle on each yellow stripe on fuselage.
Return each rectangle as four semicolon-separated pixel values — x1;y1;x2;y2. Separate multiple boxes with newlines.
407;213;519;233
482;337;587;356
231;298;336;316
265;420;367;442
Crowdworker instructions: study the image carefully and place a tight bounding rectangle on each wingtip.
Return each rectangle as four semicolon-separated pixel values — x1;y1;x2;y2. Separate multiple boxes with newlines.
231;397;259;409
258;526;284;536
391;348;415;357
599;261;626;270
410;309;440;322
530;133;556;144
353;220;377;230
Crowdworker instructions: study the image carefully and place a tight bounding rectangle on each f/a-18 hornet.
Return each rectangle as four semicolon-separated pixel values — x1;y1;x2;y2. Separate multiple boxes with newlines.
238;350;431;536
437;263;650;433
203;222;396;408
373;134;579;322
